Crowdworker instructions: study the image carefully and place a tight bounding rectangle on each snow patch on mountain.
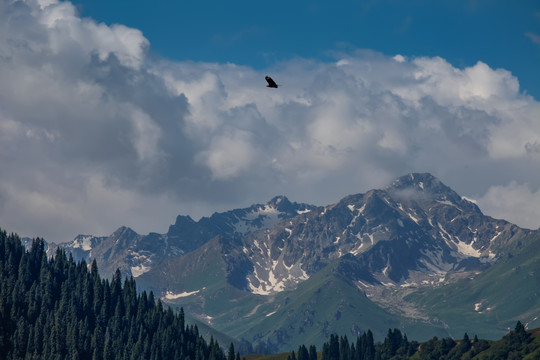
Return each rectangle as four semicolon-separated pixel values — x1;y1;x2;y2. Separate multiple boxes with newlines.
248;259;309;295
437;222;483;258
455;239;482;257
131;264;151;277
164;290;200;299
129;250;153;277
233;205;284;235
72;235;94;251
490;229;503;242
397;204;421;224
351;242;365;255
474;301;484;312
474;300;495;314
437;199;462;210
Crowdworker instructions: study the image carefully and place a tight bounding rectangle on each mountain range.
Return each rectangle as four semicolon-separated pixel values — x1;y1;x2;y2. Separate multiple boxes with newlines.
45;195;315;279
42;173;540;353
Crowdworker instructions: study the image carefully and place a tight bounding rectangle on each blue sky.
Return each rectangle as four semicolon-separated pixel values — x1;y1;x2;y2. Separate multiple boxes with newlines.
2;0;540;243
70;0;540;99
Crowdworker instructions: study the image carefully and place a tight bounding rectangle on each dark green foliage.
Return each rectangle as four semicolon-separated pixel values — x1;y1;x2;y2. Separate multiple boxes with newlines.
477;320;533;360
309;345;318;360
316;322;538;360
297;344;310;360
229;343;236;360
322;334;339;360
0;229;228;360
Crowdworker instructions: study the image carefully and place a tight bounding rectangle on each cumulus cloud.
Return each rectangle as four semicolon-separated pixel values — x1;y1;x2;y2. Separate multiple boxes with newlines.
477;182;540;230
1;0;540;242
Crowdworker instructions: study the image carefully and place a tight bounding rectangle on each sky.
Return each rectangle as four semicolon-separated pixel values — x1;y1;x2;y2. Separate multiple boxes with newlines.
1;0;540;243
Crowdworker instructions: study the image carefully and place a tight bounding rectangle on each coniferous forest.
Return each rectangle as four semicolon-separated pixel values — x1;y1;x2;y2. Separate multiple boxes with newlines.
309;322;538;360
0;229;227;360
2;228;540;360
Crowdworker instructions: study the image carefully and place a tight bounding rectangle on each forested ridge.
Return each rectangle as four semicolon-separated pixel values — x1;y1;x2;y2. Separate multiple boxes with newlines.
0;229;228;360
308;322;539;360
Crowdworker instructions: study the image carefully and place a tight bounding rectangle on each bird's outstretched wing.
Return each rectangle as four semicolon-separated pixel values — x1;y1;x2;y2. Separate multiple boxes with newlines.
265;76;278;88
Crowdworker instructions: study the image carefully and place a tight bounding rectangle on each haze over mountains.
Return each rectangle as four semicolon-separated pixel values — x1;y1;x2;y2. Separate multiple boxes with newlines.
40;173;540;352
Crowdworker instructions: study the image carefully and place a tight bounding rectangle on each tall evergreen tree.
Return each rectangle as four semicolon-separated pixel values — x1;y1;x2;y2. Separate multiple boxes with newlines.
309;345;318;360
298;344;310;360
228;342;236;360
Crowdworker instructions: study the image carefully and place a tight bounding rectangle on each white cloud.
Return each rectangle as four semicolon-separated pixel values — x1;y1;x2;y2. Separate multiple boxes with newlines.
477;182;540;230
393;54;406;63
1;0;540;242
34;0;149;69
129;107;164;163
198;129;258;179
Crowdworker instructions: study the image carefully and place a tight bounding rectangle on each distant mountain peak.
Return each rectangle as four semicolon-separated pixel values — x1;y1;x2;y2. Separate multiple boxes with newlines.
171;215;196;228
388;173;449;193
268;195;292;212
265;195;314;217
387;173;480;212
111;226;137;237
71;234;98;251
268;195;289;205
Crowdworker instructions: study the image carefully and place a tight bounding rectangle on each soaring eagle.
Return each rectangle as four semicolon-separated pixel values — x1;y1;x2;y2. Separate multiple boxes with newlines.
265;76;278;88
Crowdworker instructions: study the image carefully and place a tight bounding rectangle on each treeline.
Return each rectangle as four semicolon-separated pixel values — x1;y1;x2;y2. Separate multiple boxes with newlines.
286;322;535;360
0;229;228;360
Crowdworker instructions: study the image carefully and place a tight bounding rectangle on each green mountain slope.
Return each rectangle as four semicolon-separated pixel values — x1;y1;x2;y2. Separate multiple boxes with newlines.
136;236;265;324
143;241;450;352
228;257;435;351
406;231;540;339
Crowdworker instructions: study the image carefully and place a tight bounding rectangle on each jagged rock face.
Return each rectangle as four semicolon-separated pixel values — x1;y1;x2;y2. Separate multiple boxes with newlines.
45;234;106;266
193;195;315;238
233;173;527;295
51;196;315;278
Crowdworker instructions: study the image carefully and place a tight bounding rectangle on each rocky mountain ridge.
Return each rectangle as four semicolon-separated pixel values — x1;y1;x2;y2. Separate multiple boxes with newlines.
41;173;537;352
46;196;315;278
221;173;525;297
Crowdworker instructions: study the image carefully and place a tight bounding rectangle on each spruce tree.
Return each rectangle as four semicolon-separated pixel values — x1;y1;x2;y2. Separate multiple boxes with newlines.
309;345;318;360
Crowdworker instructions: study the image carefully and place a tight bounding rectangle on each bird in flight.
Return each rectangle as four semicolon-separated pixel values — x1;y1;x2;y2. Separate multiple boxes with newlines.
265;76;278;88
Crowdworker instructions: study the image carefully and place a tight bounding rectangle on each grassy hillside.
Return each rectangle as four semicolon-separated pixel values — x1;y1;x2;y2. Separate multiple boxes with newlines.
138;237;270;334
406;232;540;339
228;258;448;352
150;249;450;353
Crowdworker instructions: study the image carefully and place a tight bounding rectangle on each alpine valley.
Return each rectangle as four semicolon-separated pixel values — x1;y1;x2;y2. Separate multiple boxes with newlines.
41;173;540;353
